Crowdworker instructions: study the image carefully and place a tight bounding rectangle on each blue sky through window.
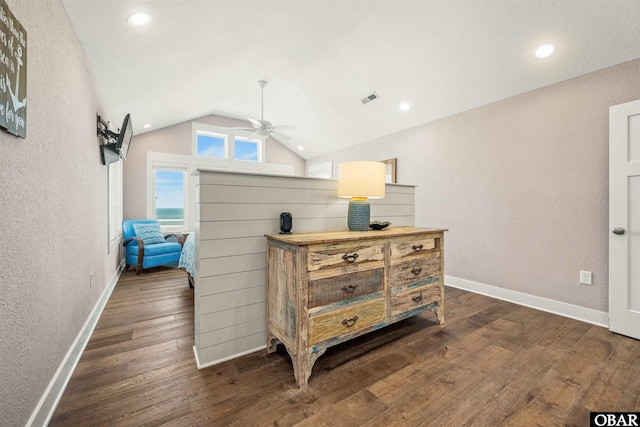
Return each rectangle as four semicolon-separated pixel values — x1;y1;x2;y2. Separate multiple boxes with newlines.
234;140;258;161
197;134;225;158
155;170;184;209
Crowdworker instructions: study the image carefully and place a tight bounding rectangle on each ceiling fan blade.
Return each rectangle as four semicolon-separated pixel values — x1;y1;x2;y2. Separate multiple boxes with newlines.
247;117;262;128
228;127;256;131
271;131;291;142
235;81;296;142
272;125;298;131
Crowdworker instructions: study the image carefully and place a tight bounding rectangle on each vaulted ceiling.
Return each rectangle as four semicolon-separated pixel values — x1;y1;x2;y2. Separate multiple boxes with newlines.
63;0;640;159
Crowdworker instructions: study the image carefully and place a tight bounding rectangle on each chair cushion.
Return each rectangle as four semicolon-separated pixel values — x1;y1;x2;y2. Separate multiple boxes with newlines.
133;223;166;245
126;241;182;256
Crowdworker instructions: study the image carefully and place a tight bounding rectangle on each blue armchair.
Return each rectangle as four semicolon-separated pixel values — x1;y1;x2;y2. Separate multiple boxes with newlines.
122;219;185;275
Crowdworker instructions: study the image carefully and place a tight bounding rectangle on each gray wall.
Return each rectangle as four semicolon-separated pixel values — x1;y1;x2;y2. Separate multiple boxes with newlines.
123;114;305;220
308;59;640;313
0;2;121;426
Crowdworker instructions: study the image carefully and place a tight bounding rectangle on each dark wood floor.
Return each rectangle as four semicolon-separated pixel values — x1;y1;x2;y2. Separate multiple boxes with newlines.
50;267;640;426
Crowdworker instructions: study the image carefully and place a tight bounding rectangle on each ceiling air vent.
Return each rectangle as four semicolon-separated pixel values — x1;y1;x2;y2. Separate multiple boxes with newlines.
361;92;380;105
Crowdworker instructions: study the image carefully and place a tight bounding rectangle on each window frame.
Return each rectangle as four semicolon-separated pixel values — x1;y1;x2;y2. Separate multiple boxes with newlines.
308;160;333;179
195;130;228;159
147;158;189;233
107;160;123;253
233;135;263;162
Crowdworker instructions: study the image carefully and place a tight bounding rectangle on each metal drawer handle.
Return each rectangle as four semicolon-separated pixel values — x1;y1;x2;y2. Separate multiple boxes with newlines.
342;316;359;327
412;244;423;251
411;295;423;304
342;253;359;263
341;284;359;293
411;267;423;276
613;227;625;235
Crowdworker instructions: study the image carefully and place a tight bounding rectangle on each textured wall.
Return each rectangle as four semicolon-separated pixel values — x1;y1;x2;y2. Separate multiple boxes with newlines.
123;114;305;220
0;1;120;426
308;59;640;312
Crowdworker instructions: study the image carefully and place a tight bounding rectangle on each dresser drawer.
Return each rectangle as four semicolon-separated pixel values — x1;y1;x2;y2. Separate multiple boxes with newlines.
309;268;384;308
390;283;441;316
390;256;441;287
390;234;440;260
307;240;385;272
308;299;386;345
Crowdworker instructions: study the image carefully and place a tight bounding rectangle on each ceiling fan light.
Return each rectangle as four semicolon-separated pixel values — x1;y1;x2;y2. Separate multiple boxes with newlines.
256;129;270;139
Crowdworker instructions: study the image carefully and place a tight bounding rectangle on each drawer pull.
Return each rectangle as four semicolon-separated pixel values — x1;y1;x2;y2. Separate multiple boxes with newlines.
342;316;359;327
411;294;423;304
411;267;423;276
341;284;359;294
342;253;359;263
412;244;424;251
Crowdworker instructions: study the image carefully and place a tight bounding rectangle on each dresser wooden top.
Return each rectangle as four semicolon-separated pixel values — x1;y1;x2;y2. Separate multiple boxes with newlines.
265;226;447;245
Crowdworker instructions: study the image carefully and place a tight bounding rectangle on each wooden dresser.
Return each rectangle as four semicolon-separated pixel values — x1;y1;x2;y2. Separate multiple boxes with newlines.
265;226;446;387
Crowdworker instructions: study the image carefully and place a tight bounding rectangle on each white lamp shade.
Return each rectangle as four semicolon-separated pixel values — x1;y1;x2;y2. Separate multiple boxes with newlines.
338;161;386;199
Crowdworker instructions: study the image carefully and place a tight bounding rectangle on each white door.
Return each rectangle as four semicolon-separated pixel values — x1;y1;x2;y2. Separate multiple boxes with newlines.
609;99;640;340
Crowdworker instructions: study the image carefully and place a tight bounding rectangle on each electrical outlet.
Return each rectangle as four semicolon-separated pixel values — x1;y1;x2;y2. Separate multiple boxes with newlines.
90;272;94;288
580;270;592;285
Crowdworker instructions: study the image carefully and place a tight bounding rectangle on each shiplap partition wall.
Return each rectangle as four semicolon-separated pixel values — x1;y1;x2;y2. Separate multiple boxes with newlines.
192;169;416;368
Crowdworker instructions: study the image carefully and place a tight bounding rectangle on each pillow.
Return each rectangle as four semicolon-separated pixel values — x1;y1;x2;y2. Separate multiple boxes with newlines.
133;223;166;245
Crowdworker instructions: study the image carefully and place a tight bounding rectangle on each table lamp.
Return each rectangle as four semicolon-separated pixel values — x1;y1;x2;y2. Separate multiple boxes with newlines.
338;161;386;231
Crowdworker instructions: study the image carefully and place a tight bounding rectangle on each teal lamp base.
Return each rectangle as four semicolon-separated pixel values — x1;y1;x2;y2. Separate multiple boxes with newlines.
347;198;370;231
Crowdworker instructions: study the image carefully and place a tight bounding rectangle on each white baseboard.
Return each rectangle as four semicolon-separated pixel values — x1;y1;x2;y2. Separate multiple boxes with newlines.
26;259;126;427
193;344;266;370
445;275;609;328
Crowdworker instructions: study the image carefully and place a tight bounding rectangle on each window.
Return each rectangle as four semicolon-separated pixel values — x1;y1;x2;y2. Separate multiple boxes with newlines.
234;137;261;162
192;122;263;162
308;160;333;179
146;141;294;232
197;132;226;158
153;167;187;230
108;160;123;252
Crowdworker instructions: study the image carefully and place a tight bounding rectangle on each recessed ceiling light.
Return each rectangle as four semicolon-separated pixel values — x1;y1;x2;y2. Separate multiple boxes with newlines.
143;124;151;129
399;102;411;111
128;12;152;26
298;146;304;151
535;44;555;58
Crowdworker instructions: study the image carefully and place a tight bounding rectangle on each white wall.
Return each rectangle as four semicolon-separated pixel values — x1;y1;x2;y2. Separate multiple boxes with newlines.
0;1;122;425
193;171;415;367
123;114;306;221
308;59;640;315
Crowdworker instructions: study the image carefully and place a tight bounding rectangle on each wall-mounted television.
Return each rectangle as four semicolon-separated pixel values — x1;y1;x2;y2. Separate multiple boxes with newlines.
116;114;132;160
98;113;133;165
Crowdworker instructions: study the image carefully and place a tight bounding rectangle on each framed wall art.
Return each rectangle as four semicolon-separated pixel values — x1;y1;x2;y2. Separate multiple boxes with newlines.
0;0;27;138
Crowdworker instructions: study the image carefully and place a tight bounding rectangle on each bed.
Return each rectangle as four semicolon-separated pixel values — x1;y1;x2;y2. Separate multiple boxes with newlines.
178;233;195;288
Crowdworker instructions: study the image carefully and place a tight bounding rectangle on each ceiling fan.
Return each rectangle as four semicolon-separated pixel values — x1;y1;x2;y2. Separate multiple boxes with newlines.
231;80;297;141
